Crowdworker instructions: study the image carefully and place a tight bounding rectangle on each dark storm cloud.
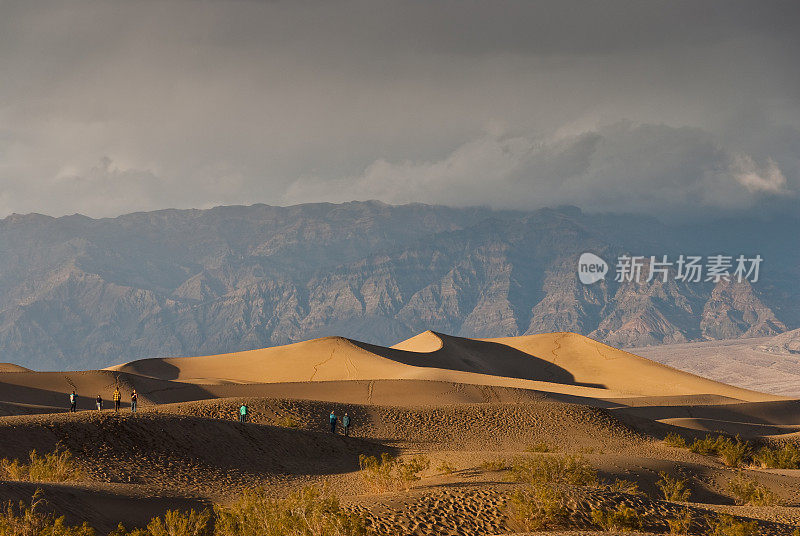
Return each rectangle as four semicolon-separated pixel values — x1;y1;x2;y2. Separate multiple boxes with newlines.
0;0;797;218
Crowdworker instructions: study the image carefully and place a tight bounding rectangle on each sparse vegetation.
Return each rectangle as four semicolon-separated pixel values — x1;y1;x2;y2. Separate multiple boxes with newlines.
0;491;95;536
667;507;693;535
110;509;212;536
358;453;430;492
753;442;800;469
605;478;640;495
274;415;301;429
688;435;750;467
508;454;597;487
728;472;780;506
0;448;83;482
656;471;692;502
507;483;570;531
664;432;687;448
436;460;455;475
526;441;555;453
590;501;641;532
479;459;508;472
707;514;759;536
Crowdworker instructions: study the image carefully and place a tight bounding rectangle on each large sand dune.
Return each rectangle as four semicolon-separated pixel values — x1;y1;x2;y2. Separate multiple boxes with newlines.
108;331;777;401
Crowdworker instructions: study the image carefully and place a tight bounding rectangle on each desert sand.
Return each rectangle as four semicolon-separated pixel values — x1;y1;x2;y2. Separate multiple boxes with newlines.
2;331;799;534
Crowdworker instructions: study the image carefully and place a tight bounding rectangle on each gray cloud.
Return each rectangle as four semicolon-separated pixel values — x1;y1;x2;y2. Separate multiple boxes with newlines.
0;0;798;218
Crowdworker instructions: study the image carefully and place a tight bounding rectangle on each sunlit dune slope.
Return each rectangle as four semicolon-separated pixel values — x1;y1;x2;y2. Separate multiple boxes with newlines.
109;331;779;401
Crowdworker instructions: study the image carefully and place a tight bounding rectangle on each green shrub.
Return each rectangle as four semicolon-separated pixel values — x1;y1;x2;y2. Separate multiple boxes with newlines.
358;453;429;492
506;483;570;531
590;502;641;532
664;433;687;448
436;461;455;475
753;443;800;469
708;514;759;536
214;484;368;536
687;435;752;467
0;449;83;482
656;471;692;502
667;507;692;535
526;441;555;453
727;473;780;506
508;454;597;487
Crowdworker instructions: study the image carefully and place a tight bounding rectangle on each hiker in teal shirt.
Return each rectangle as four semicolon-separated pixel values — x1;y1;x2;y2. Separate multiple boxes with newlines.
239;404;248;423
342;412;351;437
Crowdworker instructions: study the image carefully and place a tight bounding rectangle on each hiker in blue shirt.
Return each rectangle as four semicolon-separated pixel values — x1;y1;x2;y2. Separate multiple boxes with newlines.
342;412;351;437
130;390;138;413
239;404;248;423
69;390;77;412
329;411;337;433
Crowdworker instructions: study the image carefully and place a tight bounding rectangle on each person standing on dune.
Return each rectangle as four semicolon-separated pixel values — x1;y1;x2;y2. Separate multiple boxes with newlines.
113;387;121;412
342;412;350;437
329;410;337;434
239;403;248;423
130;390;138;413
69;390;77;412
96;394;102;411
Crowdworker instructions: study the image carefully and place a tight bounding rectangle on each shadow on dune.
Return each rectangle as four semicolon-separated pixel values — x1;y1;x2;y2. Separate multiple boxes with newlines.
115;358;183;381
351;332;606;389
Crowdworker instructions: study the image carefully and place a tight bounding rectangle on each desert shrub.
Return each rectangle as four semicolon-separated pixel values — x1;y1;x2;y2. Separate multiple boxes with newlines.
0;491;95;536
358;453;429;492
479;459;507;472
687;435;752;467
275;415;301;429
753;443;800;469
590;502;641;532
656;471;692;502
526;441;555;453
727;473;780;506
0;449;83;482
606;479;640;495
664;433;687;448
707;514;758;536
667;507;692;535
509;454;597;487
506;483;570;531
214;484;368;536
436;461;455;475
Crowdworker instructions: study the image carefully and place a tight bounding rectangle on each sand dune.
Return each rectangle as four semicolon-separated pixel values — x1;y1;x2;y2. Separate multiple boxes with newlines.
109;331;778;402
0;363;31;373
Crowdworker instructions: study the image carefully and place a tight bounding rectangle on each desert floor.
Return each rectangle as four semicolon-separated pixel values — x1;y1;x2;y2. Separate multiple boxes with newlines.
1;331;799;535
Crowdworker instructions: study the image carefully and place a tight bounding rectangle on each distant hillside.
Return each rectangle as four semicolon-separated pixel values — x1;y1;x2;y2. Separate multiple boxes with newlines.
0;201;797;370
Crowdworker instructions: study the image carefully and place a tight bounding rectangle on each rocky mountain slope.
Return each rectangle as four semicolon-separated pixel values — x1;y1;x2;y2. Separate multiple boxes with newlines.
0;201;796;370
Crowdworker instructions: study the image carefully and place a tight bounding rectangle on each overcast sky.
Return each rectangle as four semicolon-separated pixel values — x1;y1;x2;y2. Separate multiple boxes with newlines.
1;0;798;220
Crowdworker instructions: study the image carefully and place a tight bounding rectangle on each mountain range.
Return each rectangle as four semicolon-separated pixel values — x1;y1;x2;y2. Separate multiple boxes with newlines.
0;201;797;370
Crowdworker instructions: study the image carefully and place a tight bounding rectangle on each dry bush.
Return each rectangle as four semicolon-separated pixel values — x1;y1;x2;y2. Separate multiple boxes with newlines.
688;435;751;467
0;491;95;536
728;473;780;506
605;479;641;495
753;443;800;469
707;514;759;536
0;449;83;482
479;459;508;472
667;507;693;535
508;454;597;487
506;483;570;531
590;501;641;532
214;484;368;536
526;441;556;453
275;415;301;429
358;453;429;492
656;471;692;502
436;461;455;475
664;433;687;448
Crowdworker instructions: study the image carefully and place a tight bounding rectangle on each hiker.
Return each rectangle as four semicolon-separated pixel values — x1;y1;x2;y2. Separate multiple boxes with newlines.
69;390;77;413
239;404;248;423
113;387;121;412
329;410;337;434
96;395;102;411
130;390;138;413
342;412;351;437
